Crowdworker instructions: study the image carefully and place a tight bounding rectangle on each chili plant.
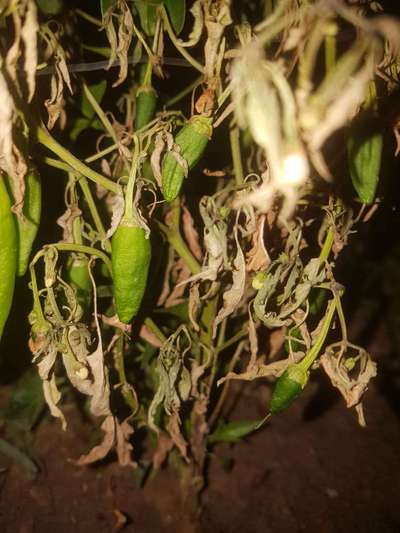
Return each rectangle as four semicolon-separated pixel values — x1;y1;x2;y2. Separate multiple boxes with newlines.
0;0;398;517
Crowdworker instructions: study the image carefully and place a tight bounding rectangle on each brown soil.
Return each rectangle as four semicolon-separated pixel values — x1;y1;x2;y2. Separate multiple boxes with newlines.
0;377;399;533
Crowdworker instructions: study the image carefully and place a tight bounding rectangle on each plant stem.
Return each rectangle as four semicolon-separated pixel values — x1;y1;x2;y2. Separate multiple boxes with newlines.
208;340;245;429
229;123;244;185
82;82;119;145
319;226;334;265
165;76;203;108
113;335;138;413
52;243;112;274
77;177;111;252
123;137;139;222
37;125;121;194
75;8;102;27
299;295;337;371
161;5;205;74
144;317;168;344
216;328;248;354
158;201;201;275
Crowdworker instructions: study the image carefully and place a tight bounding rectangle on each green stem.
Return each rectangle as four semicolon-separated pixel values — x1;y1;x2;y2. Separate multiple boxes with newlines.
158;201;201;275
82;82;119;145
77;177;111;252
113;335;138;413
37;125;121;194
75;8;102;27
324;29;337;73
85;142;120;163
319;226;334;265
298;296;337;371
52;243;112;274
43;158;111;252
165;76;203;108
230;123;244;185
208;340;245;429
123;136;139;222
215;328;248;354
144;317;168;344
161;5;205;74
29;262;47;325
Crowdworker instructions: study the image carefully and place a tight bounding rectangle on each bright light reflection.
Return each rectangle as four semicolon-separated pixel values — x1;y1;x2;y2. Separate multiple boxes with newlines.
279;152;309;186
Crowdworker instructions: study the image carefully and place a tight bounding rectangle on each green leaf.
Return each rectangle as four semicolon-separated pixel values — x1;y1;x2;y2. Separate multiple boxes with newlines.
208;420;261;444
165;0;186;35
81;44;112;58
81;80;107;120
37;0;63;16
134;0;163;36
3;371;45;432
347;126;383;205
100;0;116;17
70;117;91;141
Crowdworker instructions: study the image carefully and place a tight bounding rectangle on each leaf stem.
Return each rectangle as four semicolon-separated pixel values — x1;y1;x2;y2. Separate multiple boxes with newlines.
229;123;244;185
37;124;121;194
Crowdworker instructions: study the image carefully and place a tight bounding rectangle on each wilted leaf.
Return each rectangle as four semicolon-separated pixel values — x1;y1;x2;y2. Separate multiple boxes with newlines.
320;341;377;415
21;0;38;102
213;225;246;337
177;0;203;47
246;215;270;272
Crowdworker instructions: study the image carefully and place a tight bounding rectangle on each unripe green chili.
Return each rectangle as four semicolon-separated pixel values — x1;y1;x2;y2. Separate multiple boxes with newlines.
111;138;151;323
270;364;309;414
66;254;92;315
161;115;213;202
135;86;158;130
112;223;151;323
13;170;42;276
135;60;158;131
0;177;18;343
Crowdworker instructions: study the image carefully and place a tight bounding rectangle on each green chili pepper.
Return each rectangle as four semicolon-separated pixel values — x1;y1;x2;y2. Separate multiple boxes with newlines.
135;85;158;130
14;170;42;277
112;222;151;323
161;115;213;202
347;81;383;205
270;364;309;414
66;254;92;315
0;177;18;343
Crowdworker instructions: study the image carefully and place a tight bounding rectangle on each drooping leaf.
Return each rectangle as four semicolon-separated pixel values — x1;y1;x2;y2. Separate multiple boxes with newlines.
134;0;163;36
165;0;186;35
100;0;116;17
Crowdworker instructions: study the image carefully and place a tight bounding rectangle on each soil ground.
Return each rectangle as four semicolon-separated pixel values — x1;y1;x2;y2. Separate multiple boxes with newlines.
0;374;399;533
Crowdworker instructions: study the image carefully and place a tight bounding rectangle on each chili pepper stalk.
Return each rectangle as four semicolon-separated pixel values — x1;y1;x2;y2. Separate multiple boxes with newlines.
270;291;339;414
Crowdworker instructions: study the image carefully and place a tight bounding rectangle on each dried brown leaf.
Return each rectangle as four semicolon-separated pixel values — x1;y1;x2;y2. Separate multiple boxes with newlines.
246;215;270;272
182;205;203;261
166;411;189;462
